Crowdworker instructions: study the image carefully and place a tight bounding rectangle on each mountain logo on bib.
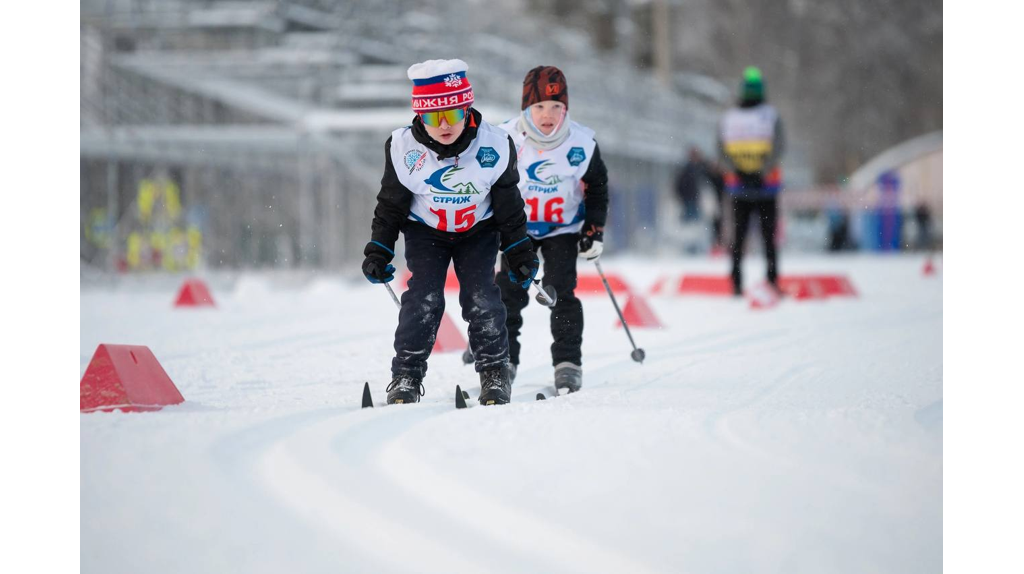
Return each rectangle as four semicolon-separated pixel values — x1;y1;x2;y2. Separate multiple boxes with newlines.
424;165;481;195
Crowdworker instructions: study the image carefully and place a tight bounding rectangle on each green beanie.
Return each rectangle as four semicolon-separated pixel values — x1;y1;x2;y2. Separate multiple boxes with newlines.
741;66;764;101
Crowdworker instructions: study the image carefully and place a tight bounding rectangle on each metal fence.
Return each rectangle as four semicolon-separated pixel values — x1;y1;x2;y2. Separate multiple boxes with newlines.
80;0;748;273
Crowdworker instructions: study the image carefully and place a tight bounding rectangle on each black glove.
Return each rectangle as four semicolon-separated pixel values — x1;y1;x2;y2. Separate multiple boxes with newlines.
578;223;604;260
362;241;396;284
504;239;539;289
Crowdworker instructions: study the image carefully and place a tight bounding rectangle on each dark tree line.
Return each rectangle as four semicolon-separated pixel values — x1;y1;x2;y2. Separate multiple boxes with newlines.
529;0;942;183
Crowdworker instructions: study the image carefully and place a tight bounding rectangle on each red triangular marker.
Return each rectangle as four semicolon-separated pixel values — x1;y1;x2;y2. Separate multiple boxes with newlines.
923;257;936;276
80;344;185;413
576;272;631;295
433;312;468;353
615;295;664;328
677;275;733;296
174;278;216;307
400;266;464;293
649;275;668;296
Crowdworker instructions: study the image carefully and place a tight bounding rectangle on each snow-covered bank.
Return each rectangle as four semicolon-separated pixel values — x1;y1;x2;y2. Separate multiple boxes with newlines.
81;254;942;573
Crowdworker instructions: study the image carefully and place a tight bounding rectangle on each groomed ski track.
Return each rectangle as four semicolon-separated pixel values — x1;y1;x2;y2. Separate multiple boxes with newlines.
81;255;942;573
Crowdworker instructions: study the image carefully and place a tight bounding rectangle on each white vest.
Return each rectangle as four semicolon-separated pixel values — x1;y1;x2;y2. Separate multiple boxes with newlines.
498;119;597;239
720;103;779;174
389;122;513;233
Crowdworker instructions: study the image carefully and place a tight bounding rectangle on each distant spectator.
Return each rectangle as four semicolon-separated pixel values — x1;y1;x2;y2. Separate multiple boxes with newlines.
914;203;933;250
827;203;852;251
718;66;786;295
674;147;707;222
706;159;726;247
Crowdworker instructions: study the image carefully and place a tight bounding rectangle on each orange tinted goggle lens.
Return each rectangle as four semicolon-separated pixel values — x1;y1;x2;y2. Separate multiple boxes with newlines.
419;107;467;127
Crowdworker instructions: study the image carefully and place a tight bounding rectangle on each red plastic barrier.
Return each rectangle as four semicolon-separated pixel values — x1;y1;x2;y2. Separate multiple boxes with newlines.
615;295;663;328
400;268;634;297
675;274;857;299
777;275;857;299
174;278;216;307
577;272;632;295
432;312;468;353
80;344;185;413
398;267;472;293
677;275;734;296
778;277;827;300
816;275;858;297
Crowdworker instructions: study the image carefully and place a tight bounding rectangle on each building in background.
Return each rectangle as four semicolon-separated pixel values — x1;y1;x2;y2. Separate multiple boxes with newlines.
81;0;750;273
847;131;943;251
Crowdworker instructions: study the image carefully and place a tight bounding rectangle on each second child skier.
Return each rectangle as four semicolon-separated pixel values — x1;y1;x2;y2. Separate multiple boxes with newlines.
485;65;610;394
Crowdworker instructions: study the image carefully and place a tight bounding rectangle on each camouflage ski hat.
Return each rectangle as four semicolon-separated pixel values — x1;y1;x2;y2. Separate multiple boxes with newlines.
522;66;568;110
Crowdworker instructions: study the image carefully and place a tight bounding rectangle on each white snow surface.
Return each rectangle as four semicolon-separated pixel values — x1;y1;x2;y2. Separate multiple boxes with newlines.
81;254;942;574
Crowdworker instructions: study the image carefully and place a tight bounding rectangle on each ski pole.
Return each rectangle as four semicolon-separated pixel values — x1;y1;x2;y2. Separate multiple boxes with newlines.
594;260;646;363
383;281;402;310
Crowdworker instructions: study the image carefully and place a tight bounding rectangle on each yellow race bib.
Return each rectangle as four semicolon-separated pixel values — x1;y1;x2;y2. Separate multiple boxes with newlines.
725;140;772;173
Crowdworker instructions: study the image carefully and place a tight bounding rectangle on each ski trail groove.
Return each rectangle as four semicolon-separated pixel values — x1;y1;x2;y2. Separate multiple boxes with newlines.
251;403;566;573
258;419;492;571
377;437;668;574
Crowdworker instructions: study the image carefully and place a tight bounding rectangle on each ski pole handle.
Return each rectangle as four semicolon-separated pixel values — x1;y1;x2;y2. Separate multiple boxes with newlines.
531;280;556;306
516;263;556;307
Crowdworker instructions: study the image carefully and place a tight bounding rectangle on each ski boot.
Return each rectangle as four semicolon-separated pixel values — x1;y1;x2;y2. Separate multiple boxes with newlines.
554;362;582;394
465;348;516;383
386;374;424;404
478;366;512;405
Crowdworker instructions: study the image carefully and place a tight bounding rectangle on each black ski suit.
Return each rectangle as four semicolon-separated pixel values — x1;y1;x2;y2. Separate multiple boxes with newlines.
497;144;609;368
364;109;530;380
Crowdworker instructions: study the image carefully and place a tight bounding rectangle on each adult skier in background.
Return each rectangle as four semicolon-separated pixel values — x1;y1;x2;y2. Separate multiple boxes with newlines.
718;66;786;295
361;59;537;405
489;65;609;394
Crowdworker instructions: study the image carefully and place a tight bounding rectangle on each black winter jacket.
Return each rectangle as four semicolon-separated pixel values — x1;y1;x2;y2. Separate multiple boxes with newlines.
580;143;609;230
365;109;530;261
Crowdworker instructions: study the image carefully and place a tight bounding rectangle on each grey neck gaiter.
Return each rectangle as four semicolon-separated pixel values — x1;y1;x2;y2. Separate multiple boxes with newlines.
517;109;571;151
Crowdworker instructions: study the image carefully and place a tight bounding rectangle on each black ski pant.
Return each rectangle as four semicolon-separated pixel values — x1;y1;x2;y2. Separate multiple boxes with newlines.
496;233;583;368
730;196;779;289
392;224;508;380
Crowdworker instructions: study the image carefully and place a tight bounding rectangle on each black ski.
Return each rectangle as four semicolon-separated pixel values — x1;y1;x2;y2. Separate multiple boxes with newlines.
536;386;577;401
365;382;470;409
456;385;470;409
361;382;373;408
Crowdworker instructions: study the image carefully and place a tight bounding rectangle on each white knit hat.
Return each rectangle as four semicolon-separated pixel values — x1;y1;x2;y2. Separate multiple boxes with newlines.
407;59;475;113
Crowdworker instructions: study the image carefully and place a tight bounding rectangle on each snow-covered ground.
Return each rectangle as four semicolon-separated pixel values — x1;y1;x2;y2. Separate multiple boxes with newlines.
80;254;942;574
